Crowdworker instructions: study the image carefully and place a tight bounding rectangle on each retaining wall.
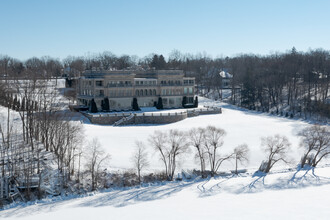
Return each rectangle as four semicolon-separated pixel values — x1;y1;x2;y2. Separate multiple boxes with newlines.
84;107;221;125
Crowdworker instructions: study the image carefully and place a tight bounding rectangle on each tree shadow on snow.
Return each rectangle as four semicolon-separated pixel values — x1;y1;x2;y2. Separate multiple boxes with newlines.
76;180;196;208
2;167;330;218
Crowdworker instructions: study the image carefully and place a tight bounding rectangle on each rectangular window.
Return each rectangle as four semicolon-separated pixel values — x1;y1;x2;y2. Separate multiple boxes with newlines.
110;90;115;97
184;88;188;94
96;81;103;87
189;88;193;94
163;98;168;105
176;98;181;105
169;98;174;105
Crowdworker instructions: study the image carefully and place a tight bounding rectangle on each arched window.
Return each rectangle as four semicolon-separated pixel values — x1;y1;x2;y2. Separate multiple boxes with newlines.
149;89;152;96
153;89;156;96
136;90;139;96
140;89;143;96
145;89;148;96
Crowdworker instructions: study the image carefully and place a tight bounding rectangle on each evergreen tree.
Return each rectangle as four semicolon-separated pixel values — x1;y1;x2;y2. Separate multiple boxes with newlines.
158;55;167;69
104;97;110;112
132;98;140;111
151;55;159;69
194;96;198;108
90;98;98;113
156;97;163;109
101;100;105;111
241;73;257;109
182;96;187;108
151;54;167;70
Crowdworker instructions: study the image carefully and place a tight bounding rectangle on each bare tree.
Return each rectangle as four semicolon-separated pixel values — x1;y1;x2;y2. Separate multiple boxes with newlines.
149;131;168;177
298;125;321;168
299;125;330;168
188;127;207;178
203;126;231;177
85;138;110;191
149;130;189;180
131;141;149;184
166;129;189;180
258;135;292;173
233;144;249;174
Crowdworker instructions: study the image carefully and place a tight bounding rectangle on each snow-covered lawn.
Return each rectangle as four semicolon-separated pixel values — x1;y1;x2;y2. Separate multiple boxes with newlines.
2;81;329;219
2;166;330;219
83;97;311;172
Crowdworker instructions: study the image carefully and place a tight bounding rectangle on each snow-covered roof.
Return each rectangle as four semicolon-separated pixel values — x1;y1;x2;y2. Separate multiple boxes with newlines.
219;71;233;78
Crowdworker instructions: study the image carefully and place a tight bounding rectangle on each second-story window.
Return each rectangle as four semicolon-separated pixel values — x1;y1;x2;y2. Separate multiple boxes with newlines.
96;81;103;86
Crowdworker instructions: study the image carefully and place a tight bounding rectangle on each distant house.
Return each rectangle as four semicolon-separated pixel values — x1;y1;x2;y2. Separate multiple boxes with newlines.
77;70;195;110
219;70;233;89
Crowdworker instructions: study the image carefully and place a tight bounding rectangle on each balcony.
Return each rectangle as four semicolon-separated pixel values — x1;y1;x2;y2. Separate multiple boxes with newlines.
135;84;158;87
159;83;182;87
107;84;132;88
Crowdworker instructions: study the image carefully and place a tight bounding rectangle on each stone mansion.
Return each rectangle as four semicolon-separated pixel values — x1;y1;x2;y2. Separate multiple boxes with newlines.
77;70;195;110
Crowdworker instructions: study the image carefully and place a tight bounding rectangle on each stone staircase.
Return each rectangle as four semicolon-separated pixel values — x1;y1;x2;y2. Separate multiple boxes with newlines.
113;114;135;126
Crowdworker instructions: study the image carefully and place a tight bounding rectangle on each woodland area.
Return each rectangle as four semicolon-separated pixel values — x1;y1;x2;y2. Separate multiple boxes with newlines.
0;47;329;118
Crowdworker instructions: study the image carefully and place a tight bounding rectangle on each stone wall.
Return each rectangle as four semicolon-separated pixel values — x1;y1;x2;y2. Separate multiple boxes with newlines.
85;112;187;125
84;107;221;125
187;107;222;117
127;112;187;125
85;114;123;125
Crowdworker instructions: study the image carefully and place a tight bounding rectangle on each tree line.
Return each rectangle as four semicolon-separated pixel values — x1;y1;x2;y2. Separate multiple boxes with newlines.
1;48;329;119
132;124;329;182
0;79;85;201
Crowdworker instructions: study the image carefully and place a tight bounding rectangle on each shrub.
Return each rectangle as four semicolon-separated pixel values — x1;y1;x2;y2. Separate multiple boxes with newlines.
90;99;98;113
193;96;198;108
132;98;140;111
156;97;163;109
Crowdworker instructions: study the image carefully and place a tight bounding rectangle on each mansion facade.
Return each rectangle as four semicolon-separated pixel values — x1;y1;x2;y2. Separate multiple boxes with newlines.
77;70;195;110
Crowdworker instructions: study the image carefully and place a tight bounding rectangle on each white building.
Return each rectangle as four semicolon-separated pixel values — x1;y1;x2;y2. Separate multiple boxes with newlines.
77;70;195;110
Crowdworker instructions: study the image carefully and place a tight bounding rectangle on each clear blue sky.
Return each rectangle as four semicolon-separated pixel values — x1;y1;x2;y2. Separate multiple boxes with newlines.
1;0;330;60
